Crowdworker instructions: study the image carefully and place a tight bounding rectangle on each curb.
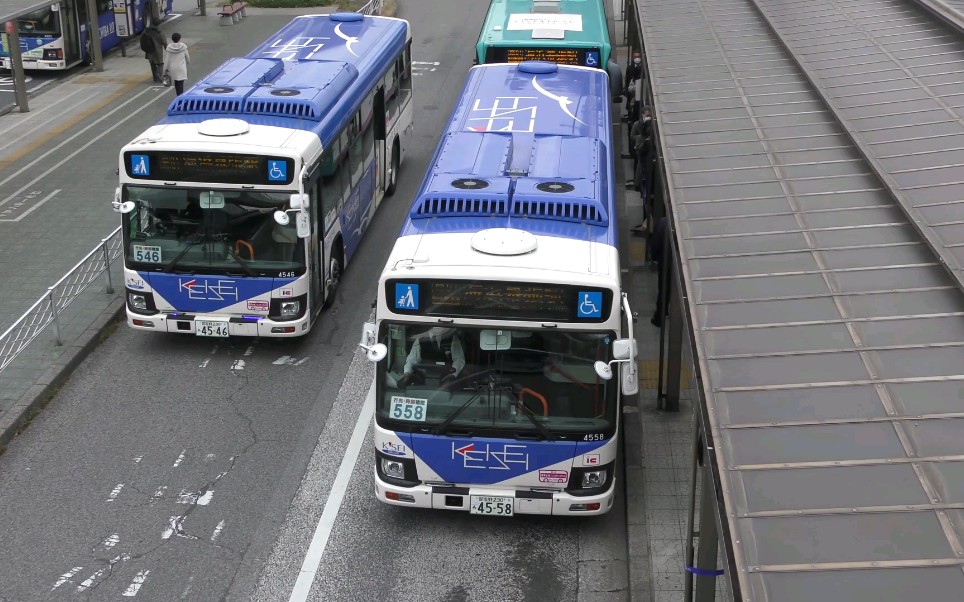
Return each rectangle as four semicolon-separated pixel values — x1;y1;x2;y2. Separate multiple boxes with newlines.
0;296;125;449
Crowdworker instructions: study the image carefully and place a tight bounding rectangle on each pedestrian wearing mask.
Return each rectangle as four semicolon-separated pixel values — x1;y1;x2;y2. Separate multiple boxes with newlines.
623;51;643;121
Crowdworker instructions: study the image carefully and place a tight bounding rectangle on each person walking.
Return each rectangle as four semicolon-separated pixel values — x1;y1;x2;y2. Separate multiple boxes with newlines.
163;33;191;96
140;25;166;83
606;56;623;104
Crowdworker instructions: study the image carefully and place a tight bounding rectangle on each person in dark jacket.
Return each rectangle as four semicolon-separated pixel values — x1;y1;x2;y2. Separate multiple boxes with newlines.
623;51;643;120
631;107;655;232
141;25;167;84
650;217;669;327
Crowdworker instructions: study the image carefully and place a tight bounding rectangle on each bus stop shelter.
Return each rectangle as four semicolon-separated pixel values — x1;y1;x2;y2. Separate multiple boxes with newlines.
0;0;105;112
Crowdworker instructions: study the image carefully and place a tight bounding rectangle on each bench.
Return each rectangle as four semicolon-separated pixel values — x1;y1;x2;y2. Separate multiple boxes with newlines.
217;1;248;25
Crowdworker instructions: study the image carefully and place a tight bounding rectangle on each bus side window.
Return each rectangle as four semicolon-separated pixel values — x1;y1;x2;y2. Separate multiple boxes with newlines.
319;146;340;233
349;111;365;186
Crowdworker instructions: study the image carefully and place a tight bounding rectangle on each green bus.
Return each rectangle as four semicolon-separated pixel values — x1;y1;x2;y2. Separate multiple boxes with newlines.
475;0;611;69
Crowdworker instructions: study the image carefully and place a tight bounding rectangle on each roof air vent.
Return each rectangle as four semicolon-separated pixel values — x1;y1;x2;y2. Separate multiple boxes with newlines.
270;89;302;97
451;178;489;190
536;181;575;194
204;86;234;94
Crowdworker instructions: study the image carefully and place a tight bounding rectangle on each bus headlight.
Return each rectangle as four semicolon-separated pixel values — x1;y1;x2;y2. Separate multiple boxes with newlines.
129;293;148;311
280;300;300;318
381;458;405;480
582;470;608;489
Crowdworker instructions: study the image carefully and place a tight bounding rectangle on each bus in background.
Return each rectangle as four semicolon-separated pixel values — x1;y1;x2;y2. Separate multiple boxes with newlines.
114;13;413;337
474;0;610;69
1;0;174;71
360;61;637;516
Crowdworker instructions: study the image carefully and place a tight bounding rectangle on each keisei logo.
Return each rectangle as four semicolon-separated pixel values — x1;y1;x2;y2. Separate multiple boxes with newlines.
452;442;530;471
382;441;407;457
178;278;239;301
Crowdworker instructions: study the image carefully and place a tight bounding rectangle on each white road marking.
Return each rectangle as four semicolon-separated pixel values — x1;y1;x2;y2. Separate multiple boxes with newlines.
413;61;440;65
179;575;195;599
244;345;255;356
295;357;310;366
173;450;186;468
210;345;219;355
199;358;211;368
103;533;120;548
151;486;167;501
205;453;216;462
211;520;226;542
162;516;183;540
51;566;83;590
133;455;143;463
288;386;374;602
106;483;124;502
273;355;294;365
122;570;150;597
110;553;131;565
77;568;105;591
0;86;168;206
0;188;61;222
177;489;214;505
231;359;245;371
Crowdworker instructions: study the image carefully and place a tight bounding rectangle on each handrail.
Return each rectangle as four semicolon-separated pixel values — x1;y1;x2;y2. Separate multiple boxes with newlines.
357;0;386;15
0;226;123;373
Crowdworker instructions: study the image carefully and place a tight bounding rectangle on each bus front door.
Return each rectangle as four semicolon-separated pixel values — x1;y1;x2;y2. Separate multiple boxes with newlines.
61;0;81;65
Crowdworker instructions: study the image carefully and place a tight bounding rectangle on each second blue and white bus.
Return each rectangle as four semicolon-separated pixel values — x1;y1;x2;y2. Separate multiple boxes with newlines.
1;0;174;71
114;13;413;337
361;61;638;516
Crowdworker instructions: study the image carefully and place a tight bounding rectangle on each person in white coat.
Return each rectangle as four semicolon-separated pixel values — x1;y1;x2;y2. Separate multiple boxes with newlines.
163;33;191;96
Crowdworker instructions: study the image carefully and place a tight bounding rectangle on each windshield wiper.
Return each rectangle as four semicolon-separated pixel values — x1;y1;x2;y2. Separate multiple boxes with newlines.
513;395;553;440
162;237;204;273
225;244;255;276
433;393;483;436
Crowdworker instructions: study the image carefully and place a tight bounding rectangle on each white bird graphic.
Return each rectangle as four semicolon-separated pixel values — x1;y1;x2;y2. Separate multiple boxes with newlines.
334;23;360;57
531;76;586;125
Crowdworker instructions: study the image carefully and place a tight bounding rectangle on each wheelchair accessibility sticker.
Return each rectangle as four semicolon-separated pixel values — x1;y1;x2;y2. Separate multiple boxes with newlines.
577;291;602;319
267;160;287;182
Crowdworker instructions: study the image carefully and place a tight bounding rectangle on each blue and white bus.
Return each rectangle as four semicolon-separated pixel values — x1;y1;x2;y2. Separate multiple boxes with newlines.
361;61;638;516
1;0;174;71
114;14;413;337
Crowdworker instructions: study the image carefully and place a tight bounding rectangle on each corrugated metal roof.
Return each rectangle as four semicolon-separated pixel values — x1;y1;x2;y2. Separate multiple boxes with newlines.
638;0;964;599
0;0;57;24
752;0;964;294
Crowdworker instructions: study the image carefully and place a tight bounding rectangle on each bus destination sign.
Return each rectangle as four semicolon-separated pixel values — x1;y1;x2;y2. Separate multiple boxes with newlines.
124;151;295;185
388;279;611;322
485;46;600;68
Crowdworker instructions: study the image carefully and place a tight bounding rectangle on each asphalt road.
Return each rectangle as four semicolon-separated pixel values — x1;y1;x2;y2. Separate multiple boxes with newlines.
0;3;631;601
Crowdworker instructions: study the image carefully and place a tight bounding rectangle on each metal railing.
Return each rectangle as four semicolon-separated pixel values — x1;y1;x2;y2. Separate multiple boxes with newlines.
358;0;386;15
0;226;123;373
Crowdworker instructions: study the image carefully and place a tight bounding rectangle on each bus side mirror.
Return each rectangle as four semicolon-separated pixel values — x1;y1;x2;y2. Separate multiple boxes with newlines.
112;187;135;213
593;337;638;395
359;321;387;362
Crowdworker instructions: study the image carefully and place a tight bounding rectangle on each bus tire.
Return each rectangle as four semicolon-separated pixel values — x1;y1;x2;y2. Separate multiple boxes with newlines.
385;138;400;197
323;242;344;308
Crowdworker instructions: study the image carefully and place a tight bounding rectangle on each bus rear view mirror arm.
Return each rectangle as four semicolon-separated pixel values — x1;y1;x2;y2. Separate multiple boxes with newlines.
360;321;388;362
112;187;135;214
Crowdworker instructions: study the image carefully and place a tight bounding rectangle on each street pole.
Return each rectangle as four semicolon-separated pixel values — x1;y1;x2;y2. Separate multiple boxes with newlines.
84;0;104;71
5;21;29;112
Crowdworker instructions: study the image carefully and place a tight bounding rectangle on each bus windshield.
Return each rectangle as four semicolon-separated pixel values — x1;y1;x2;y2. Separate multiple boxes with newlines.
122;186;304;275
377;323;617;435
16;8;61;36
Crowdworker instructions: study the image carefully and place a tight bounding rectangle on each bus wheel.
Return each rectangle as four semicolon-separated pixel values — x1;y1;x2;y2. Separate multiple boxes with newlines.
323;244;343;308
385;139;400;197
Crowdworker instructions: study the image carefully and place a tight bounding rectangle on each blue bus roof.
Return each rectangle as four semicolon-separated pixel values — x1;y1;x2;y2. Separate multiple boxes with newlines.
157;14;408;148
401;61;615;246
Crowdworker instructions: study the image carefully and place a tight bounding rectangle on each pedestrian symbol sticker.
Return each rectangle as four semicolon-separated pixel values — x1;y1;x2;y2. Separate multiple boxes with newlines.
395;283;419;311
267;160;287;182
131;154;150;177
577;291;602;319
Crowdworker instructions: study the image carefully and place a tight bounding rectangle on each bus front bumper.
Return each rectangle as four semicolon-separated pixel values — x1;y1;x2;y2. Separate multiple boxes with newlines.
126;309;310;337
375;470;615;516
